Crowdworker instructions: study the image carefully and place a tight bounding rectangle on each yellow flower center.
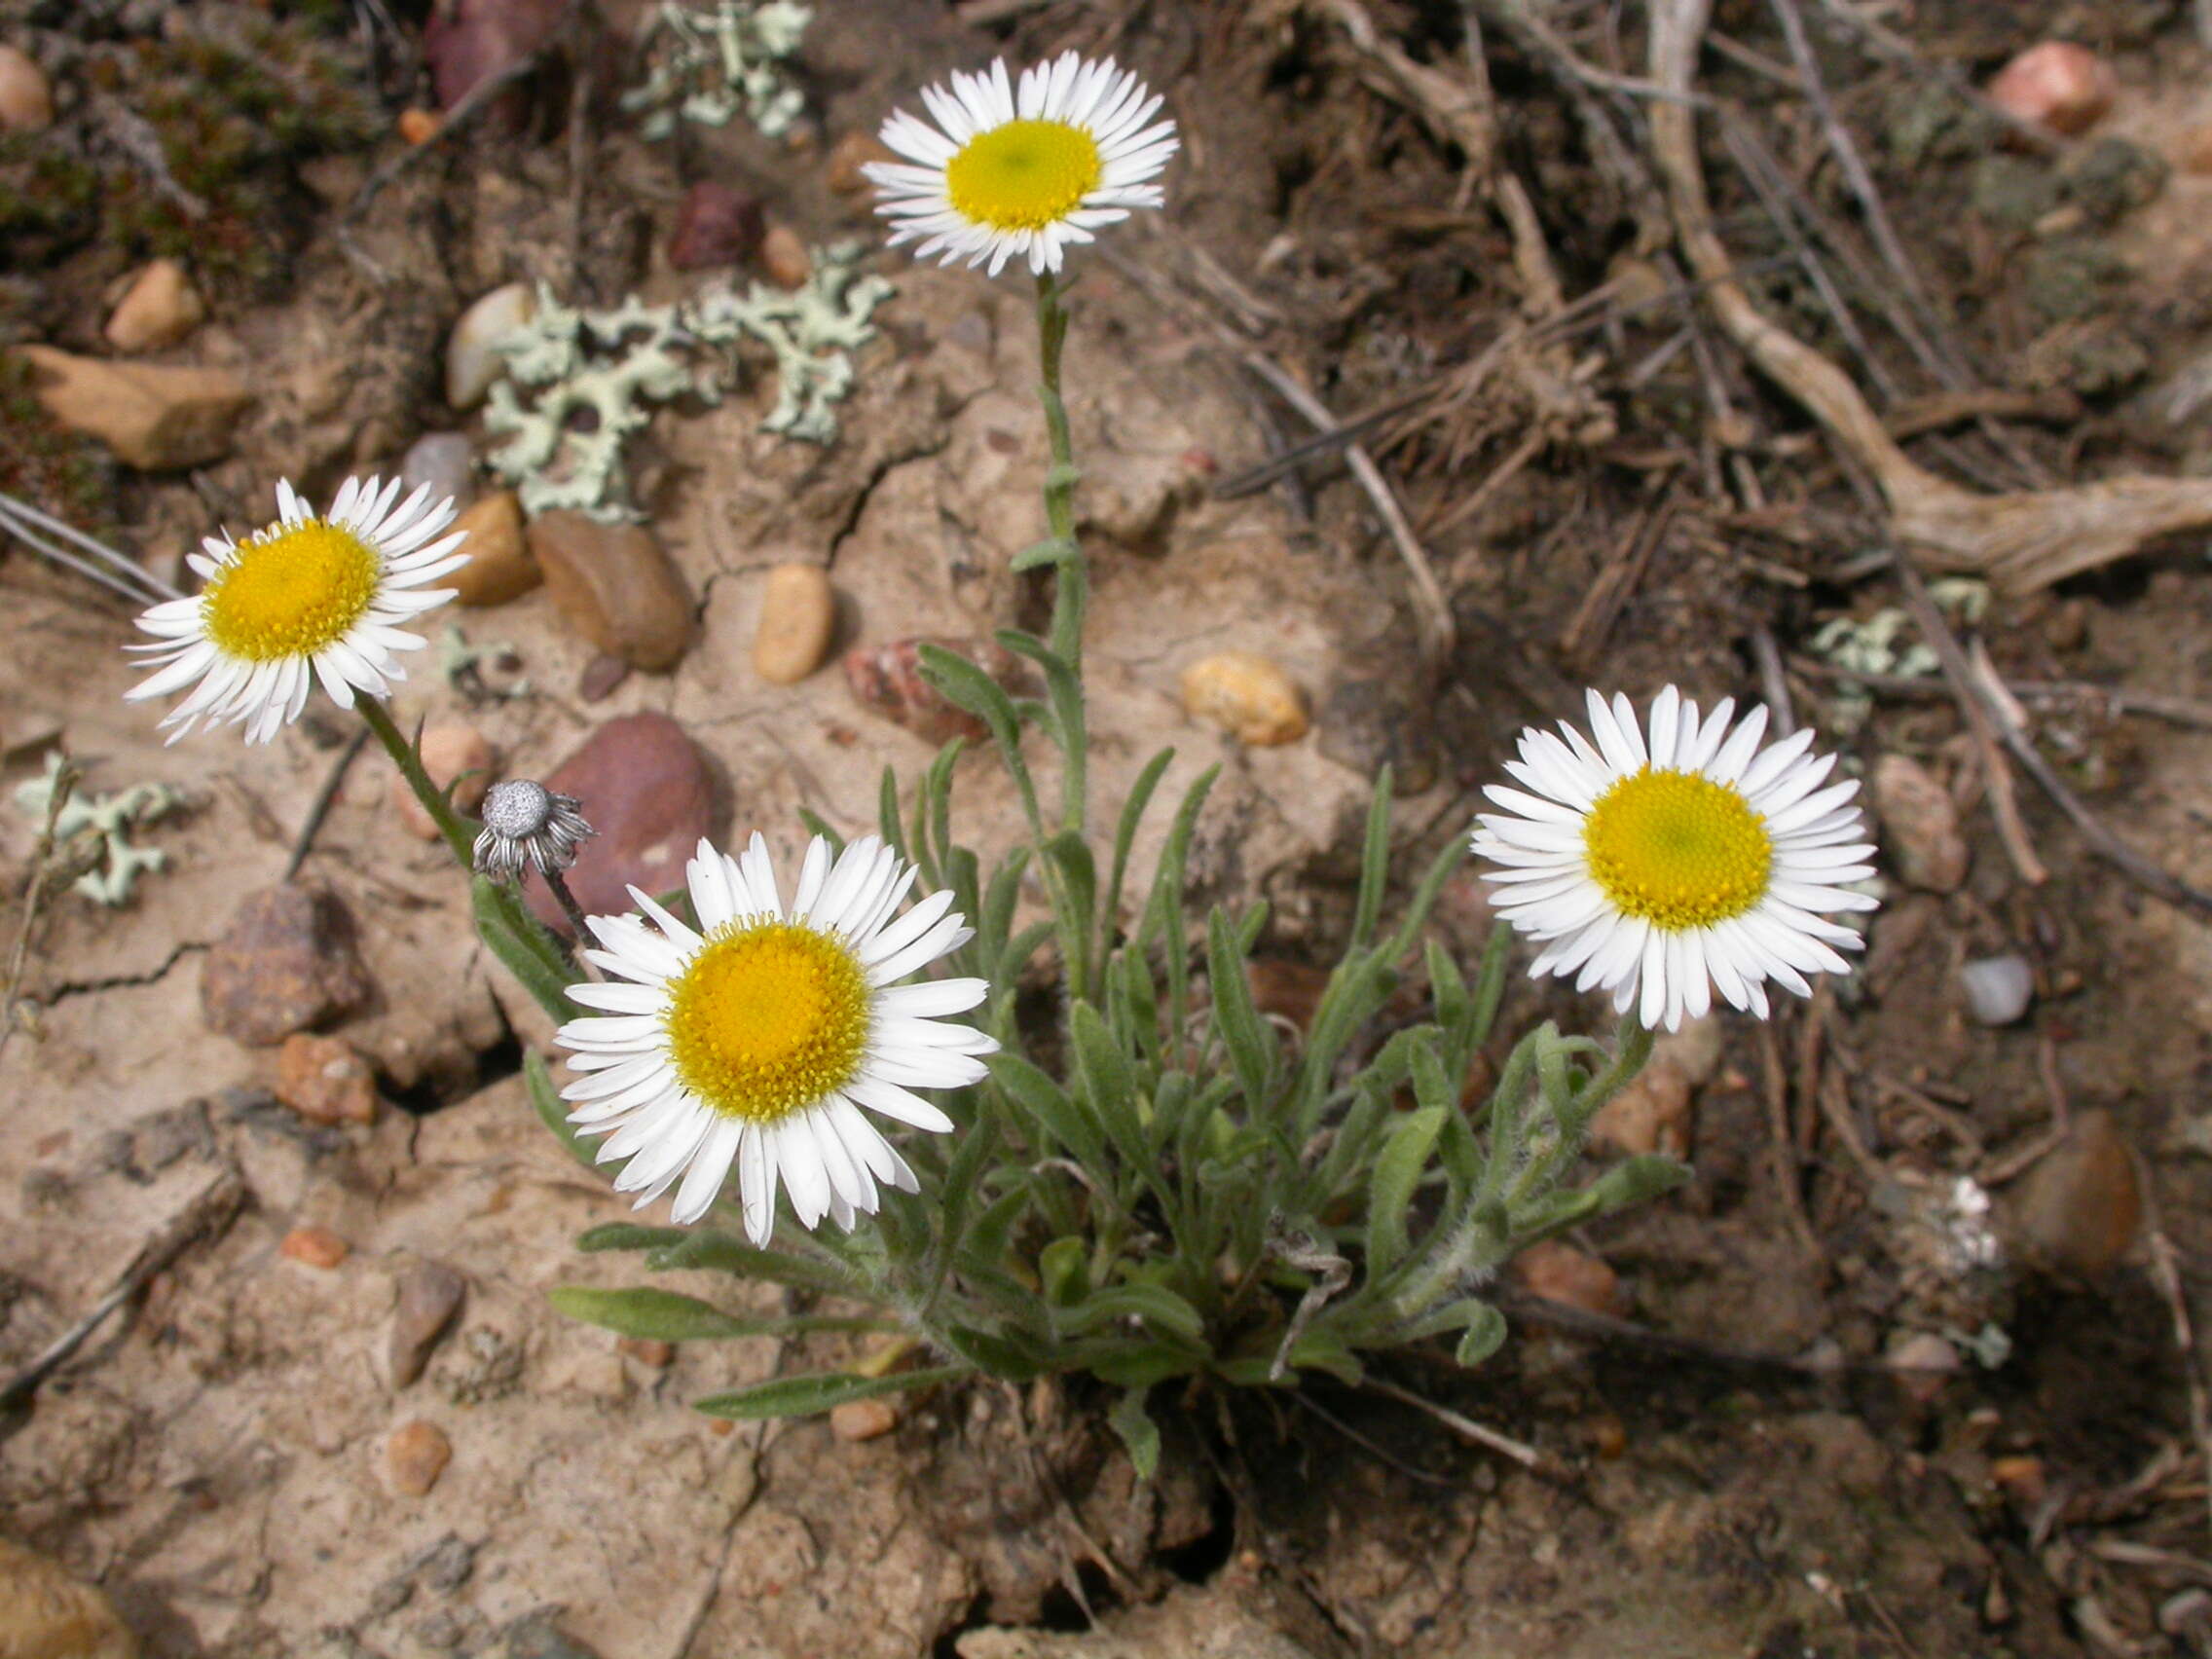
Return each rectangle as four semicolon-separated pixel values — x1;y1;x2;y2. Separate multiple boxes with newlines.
664;919;872;1124
1582;768;1773;930
945;118;1102;232
201;521;381;663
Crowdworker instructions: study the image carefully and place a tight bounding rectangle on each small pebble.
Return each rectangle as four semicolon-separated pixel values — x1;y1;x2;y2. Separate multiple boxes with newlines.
579;652;630;703
390;722;497;840
2181;123;2212;178
401;431;476;510
0;45;52;132
830;1398;901;1442
826;129;897;194
1873;754;1968;893
397;106;441;145
617;1337;675;1367
843;637;1021;747
1886;1331;1960;1406
1510;1240;1625;1318
667;180;764;271
1986;42;2117;138
103;259;205;353
1179;650;1309;746
760;223;811;290
1959;954;2034;1026
446;282;536;411
2013;1107;2141;1277
280;1225;350;1270
1588;1057;1692;1160
445;491;537;607
387;1258;467;1386
275;1033;380;1125
752;564;835;684
387;1419;452;1497
0;1539;135;1658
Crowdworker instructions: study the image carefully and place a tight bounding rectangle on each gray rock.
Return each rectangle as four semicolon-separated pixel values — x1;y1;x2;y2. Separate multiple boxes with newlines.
1959;954;2034;1026
402;431;476;510
387;1258;467;1387
200;884;374;1049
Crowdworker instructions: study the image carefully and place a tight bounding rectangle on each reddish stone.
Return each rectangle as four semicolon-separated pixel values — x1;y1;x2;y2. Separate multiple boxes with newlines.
423;0;565;116
201;884;373;1048
527;713;718;935
280;1226;350;1269
275;1034;380;1125
843;637;1021;749
667;181;765;272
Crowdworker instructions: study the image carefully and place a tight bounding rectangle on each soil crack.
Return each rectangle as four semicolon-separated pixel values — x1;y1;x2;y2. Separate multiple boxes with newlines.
40;940;208;1006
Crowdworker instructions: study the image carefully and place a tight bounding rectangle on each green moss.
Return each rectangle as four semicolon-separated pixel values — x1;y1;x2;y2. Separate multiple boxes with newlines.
0;353;109;531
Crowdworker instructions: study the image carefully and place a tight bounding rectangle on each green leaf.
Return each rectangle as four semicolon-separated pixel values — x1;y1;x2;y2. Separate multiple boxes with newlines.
1104;748;1174;940
1042;828;1098;977
1137;765;1221;1035
1079;1341;1202;1390
1426;939;1469;1040
1456;1303;1509;1366
1109;1386;1161;1481
546;1285;857;1343
962;1182;1032;1270
1059;1282;1207;1345
941;1325;1046;1381
1367;1105;1447;1274
1040;1235;1090;1305
1205;906;1276;1113
917;645;1040;830
1010;535;1080;572
1069;1000;1148;1170
473;876;576;1027
575;1222;685;1253
1582;1155;1693;1213
979;847;1031;968
1349;765;1395;948
796;808;845;857
876;766;907;859
525;1050;599;1171
990;1050;1106;1168
693;1366;969;1420
642;1231;863;1298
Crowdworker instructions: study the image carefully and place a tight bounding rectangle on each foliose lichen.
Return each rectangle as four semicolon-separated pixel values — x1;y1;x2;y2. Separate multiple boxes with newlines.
481;244;893;521
620;1;812;141
13;751;184;906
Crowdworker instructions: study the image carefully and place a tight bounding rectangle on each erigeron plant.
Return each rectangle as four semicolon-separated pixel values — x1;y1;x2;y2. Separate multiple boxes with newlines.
115;53;1878;1467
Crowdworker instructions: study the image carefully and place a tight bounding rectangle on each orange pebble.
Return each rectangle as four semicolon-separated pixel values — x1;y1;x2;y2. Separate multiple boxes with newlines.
280;1225;350;1270
397;107;441;145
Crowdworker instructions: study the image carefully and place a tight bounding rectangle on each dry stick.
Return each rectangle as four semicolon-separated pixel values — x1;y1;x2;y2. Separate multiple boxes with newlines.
1788;656;2212;735
0;760;76;1067
2140;1171;2212;1551
1240;352;1457;675
1897;561;2212;917
0;1173;245;1417
1756;1020;1825;1259
1750;622;1795;735
1361;1375;1547;1471
1645;0;2212;592
1292;1391;1457;1488
284;726;372;881
343;35;560;227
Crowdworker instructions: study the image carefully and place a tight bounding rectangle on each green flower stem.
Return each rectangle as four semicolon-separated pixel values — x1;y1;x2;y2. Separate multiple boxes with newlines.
1034;272;1088;838
359;694;476;868
1501;1013;1654;1214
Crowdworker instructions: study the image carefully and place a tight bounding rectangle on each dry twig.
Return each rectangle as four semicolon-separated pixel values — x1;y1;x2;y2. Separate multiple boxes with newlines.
1645;0;2212;591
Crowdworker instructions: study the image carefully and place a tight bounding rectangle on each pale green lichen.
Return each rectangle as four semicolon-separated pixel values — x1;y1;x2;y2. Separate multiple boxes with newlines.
13;752;183;906
621;1;812;141
1810;579;1986;733
482;248;893;520
690;241;895;443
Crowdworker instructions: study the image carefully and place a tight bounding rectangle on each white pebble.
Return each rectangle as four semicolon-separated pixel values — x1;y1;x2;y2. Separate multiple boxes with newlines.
445;282;535;411
402;431;475;508
1959;955;2034;1026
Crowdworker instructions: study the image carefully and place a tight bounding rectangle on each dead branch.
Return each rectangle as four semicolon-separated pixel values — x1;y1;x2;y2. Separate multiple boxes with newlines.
1645;0;2212;592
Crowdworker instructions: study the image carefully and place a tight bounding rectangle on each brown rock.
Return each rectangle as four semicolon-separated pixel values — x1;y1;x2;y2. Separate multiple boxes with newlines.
752;563;835;684
830;1398;900;1442
528;713;716;935
2011;1107;2141;1278
617;1337;675;1367
424;0;564;113
760;223;811;290
103;259;204;353
667;180;764;271
397;106;441;144
826;129;897;194
1180;651;1309;747
1245;958;1330;1036
1986;42;2117;138
0;1538;137;1659
387;1258;467;1386
1510;1239;1626;1318
390;722;497;840
274;1033;379;1125
844;637;1022;748
201;884;373;1048
1872;755;1968;893
280;1225;350;1270
2181;123;2212;178
13;346;250;471
446;492;538;607
1589;1057;1692;1160
527;511;695;672
0;46;52;134
386;1419;452;1497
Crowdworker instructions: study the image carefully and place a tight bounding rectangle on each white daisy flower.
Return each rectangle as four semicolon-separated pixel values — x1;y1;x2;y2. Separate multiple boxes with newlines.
866;51;1178;277
1472;686;1879;1033
125;476;466;745
555;832;996;1242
